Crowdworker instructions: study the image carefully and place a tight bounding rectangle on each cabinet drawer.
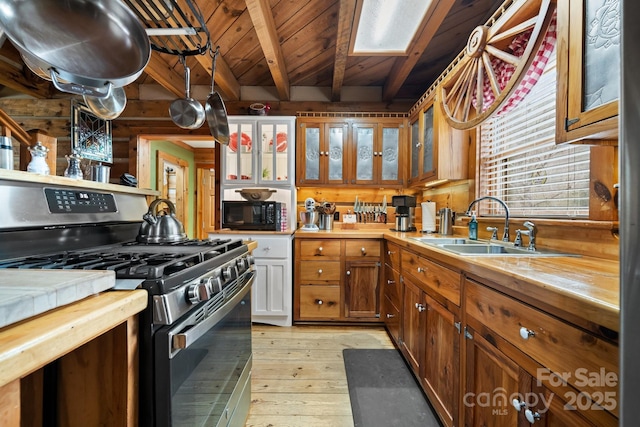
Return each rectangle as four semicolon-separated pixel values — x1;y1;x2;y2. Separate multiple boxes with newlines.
401;249;460;306
382;295;401;345
299;240;341;259
299;285;341;319
251;237;291;258
465;280;619;403
299;260;341;283
383;264;401;309
384;242;400;268
345;240;380;258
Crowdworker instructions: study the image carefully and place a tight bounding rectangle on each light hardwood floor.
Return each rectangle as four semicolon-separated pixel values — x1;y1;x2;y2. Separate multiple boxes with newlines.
246;324;396;427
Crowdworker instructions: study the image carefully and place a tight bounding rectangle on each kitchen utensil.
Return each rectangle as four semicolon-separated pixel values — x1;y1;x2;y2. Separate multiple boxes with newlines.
26;141;49;175
235;188;276;201
83;86;127;120
0;136;13;170
0;0;150;97
90;162;111;183
205;47;230;144
137;199;188;244
439;207;454;235
64;152;84;180
170;57;205;130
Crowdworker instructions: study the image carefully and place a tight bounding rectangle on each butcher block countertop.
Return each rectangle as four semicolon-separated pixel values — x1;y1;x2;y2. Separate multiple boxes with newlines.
295;227;620;333
0;270;118;329
0;289;147;388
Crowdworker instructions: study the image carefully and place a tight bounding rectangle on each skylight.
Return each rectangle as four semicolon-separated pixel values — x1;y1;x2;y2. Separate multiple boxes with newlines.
351;0;433;55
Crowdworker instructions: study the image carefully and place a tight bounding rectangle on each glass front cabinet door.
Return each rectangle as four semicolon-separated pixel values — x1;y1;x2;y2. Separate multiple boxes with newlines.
352;120;404;187
223;116;295;186
296;120;348;186
556;0;619;143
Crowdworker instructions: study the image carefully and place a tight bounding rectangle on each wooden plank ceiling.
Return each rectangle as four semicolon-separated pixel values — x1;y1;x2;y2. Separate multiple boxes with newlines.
0;0;503;105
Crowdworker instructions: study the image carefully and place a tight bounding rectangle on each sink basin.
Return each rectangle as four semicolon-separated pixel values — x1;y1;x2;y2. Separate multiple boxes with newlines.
438;243;577;257
410;237;578;257
410;237;484;245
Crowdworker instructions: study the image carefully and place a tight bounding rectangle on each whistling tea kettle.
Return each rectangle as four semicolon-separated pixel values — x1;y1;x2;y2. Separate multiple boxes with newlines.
137;199;187;244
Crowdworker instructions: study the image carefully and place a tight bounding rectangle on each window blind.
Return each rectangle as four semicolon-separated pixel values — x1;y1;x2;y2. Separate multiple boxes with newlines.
478;52;590;218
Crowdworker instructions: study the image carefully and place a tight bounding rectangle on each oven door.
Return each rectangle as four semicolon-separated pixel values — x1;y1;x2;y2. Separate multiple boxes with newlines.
154;272;254;427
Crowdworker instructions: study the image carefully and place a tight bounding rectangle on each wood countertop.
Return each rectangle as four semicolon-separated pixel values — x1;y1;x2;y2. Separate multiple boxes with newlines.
0;289;147;388
294;228;620;333
0;169;159;196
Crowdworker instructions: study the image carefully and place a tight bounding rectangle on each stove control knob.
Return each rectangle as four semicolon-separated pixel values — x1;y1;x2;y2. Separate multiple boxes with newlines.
187;282;211;305
223;266;234;282
246;255;255;267
236;257;248;271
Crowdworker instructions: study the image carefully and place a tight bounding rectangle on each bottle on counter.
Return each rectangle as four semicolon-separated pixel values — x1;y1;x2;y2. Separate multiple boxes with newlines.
468;211;478;240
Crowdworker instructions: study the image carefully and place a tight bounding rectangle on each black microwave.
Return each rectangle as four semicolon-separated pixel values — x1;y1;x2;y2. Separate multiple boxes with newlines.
221;201;283;231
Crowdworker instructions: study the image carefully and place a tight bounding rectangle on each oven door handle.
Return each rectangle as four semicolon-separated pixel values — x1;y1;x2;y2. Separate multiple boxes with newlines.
171;273;254;355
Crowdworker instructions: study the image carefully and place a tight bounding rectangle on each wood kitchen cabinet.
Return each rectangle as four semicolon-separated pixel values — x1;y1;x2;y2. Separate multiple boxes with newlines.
463;278;619;427
214;233;293;326
408;94;469;186
350;120;406;187
556;0;619;144
398;247;462;427
296;116;407;188
381;241;402;345
296;119;348;186
222;116;296;185
294;237;382;322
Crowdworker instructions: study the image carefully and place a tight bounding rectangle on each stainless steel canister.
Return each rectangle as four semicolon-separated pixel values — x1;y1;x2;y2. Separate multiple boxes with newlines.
438;208;453;235
0;136;13;170
90;163;111;183
319;213;333;230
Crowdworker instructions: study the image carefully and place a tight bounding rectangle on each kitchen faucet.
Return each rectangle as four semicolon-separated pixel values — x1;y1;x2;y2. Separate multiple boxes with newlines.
514;221;536;251
466;196;510;242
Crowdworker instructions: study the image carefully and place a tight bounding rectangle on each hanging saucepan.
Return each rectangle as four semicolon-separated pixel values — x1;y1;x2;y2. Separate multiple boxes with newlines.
83;86;127;120
0;0;150;98
205;46;230;145
137;199;188;244
170;56;206;130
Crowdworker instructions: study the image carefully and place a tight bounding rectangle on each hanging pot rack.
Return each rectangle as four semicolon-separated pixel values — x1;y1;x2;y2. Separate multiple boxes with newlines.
122;0;210;56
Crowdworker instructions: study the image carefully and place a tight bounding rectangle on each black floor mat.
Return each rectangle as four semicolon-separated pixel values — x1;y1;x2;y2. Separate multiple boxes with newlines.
343;349;443;427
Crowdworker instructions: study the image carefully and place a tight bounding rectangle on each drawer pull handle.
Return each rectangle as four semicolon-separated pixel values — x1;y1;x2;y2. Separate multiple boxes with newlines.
346;270;351;276
519;327;535;340
316;299;323;305
386;313;395;319
387;280;395;285
525;409;541;424
387;250;396;255
361;247;366;255
415;303;426;312
512;398;526;412
417;267;426;273
264;246;271;251
318;246;323;254
318;269;323;274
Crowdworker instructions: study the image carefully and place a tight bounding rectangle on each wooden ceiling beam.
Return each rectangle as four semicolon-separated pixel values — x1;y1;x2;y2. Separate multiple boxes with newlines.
192;52;241;101
332;0;357;102
245;0;290;101
382;0;456;101
143;53;187;98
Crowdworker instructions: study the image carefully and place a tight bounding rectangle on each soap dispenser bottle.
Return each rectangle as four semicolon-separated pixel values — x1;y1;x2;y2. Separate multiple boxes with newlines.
468;211;478;240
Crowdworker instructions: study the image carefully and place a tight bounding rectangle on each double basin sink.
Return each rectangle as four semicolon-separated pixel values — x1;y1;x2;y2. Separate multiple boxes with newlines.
410;237;578;257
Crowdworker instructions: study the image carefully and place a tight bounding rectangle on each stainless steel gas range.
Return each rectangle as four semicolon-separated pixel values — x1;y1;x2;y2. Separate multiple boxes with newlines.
0;178;254;427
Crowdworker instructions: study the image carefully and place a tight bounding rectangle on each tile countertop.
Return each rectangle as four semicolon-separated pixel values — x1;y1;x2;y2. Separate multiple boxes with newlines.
0;270;116;329
294;227;620;333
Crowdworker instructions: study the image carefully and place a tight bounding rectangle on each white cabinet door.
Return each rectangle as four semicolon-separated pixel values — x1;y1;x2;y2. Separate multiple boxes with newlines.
253;258;290;326
211;233;292;326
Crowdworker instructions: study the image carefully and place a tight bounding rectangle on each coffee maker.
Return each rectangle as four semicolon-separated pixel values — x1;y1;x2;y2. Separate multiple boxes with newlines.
392;195;417;232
